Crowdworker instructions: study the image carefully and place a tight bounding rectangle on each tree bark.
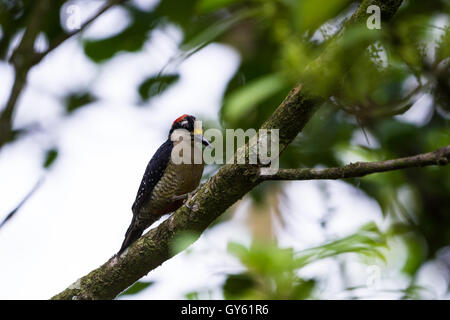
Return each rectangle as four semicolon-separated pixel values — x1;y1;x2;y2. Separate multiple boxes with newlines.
262;146;450;181
52;0;406;300
0;0;126;148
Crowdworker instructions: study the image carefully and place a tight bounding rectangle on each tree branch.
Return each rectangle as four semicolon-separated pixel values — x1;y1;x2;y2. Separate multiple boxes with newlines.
0;0;51;146
260;146;450;181
0;178;44;230
0;0;126;148
32;0;127;66
51;0;404;300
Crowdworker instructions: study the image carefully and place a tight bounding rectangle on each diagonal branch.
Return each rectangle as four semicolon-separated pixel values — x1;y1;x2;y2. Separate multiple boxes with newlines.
32;0;127;66
0;0;51;146
0;0;127;149
0;178;44;230
260;146;450;181
51;0;404;300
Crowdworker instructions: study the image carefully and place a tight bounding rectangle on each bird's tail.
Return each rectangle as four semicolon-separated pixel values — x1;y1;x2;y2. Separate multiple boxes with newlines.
118;216;144;255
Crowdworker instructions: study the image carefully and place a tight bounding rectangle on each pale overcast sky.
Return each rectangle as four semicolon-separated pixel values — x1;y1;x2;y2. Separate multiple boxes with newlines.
0;0;447;299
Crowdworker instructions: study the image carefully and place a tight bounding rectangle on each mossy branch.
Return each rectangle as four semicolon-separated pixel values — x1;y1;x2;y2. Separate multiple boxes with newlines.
260;146;450;181
0;0;51;146
0;0;126;148
51;0;405;300
32;0;127;65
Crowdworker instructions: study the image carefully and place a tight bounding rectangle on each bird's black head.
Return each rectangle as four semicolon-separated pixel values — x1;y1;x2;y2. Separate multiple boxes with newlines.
168;114;211;147
169;114;196;135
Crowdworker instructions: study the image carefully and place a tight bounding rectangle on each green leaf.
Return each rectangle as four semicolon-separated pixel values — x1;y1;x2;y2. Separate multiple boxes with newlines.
119;281;154;297
43;148;58;169
295;0;351;33
170;231;199;255
401;283;431;299
185;291;200;300
226;242;317;299
227;241;248;258
295;222;387;268
83;27;148;63
228;241;297;276
223;273;256;299
64;92;96;114
291;279;316;300
181;9;252;54
436;26;450;62
138;74;179;102
196;0;240;13
83;7;156;63
223;73;287;122
402;233;427;276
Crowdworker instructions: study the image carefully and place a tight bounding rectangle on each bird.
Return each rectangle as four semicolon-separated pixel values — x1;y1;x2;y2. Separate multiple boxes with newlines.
118;114;211;255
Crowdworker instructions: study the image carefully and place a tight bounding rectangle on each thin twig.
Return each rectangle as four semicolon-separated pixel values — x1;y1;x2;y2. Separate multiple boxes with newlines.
50;0;405;300
0;178;44;230
260;146;450;181
0;0;51;145
0;0;127;148
33;0;127;65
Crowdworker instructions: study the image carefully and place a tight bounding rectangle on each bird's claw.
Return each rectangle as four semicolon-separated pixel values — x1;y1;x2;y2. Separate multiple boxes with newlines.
184;189;198;210
172;182;205;211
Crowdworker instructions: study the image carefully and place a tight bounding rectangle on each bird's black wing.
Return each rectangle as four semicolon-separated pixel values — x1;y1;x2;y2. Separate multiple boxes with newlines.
131;139;173;215
118;139;174;255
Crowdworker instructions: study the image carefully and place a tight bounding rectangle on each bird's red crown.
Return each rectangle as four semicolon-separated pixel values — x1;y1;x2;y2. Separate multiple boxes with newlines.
173;114;189;126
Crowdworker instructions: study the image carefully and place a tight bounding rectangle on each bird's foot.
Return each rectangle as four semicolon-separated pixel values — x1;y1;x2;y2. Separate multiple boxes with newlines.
171;183;205;210
171;194;188;202
186;182;206;209
170;192;194;209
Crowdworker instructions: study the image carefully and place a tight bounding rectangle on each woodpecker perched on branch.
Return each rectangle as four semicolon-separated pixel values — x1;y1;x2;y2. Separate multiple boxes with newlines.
118;114;211;255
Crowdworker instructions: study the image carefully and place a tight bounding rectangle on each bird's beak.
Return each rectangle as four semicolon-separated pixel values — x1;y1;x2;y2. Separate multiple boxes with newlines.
201;136;212;148
193;128;212;148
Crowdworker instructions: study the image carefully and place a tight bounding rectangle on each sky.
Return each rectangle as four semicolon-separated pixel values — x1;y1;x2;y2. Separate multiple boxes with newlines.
0;0;448;300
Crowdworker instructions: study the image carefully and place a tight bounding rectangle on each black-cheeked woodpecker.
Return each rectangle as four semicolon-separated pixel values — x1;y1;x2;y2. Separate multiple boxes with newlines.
118;114;210;255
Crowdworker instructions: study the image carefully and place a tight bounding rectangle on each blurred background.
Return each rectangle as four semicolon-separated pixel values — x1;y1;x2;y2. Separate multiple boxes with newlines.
0;0;449;299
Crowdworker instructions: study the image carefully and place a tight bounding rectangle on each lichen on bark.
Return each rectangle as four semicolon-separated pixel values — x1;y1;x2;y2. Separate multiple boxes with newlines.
51;0;406;300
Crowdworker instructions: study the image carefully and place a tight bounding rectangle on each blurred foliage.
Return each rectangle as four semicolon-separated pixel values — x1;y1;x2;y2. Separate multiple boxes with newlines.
169;230;200;255
0;0;66;59
1;0;449;299
138;73;179;103
43;148;58;169
83;5;158;63
221;223;385;299
63;91;97;114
